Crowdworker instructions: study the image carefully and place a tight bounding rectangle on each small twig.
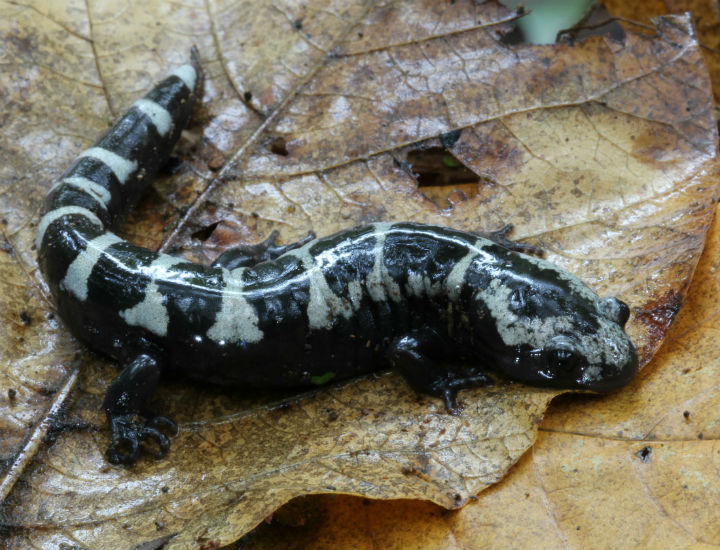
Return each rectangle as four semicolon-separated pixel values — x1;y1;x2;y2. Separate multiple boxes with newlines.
0;360;81;504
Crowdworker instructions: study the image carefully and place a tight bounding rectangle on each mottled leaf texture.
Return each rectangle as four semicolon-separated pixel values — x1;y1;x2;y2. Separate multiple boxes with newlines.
601;0;720;106
0;2;717;550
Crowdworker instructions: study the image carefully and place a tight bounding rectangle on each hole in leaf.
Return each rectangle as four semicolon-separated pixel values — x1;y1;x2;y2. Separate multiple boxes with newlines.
270;137;289;156
406;146;480;210
192;221;220;242
635;446;652;463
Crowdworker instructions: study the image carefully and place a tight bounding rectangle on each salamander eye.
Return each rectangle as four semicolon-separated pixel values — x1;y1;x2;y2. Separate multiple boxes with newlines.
547;348;579;373
544;336;581;376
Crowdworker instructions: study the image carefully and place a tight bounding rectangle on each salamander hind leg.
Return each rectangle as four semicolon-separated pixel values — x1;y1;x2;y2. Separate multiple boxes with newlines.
475;224;544;257
388;328;493;415
103;354;178;465
212;229;316;269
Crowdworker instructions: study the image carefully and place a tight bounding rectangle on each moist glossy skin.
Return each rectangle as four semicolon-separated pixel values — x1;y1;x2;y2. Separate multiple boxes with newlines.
36;51;639;465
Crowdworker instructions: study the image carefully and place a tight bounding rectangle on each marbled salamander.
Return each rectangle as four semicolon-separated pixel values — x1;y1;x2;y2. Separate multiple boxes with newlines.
37;50;638;465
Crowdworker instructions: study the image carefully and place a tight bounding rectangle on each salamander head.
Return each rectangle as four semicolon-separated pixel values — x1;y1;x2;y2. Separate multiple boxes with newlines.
472;253;639;392
508;295;638;392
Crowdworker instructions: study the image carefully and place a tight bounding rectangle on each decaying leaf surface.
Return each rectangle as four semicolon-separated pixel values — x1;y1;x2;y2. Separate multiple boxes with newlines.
0;2;717;550
600;0;720;108
241;203;720;549
0;237;78;469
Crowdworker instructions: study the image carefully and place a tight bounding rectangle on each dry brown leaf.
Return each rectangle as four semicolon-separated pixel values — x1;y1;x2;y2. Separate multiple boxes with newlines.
600;0;720;107
241;201;720;549
0;1;717;549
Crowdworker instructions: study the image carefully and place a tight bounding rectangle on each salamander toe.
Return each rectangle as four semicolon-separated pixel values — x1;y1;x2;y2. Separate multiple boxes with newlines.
139;426;171;459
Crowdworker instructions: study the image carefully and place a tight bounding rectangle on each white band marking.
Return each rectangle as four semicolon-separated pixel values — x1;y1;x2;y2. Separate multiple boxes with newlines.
36;206;103;249
284;244;356;331
134;99;173;136
49;176;112;208
445;239;484;301
366;223;401;303
60;233;123;301
78;147;137;185
171;64;196;91
118;255;185;337
207;268;263;344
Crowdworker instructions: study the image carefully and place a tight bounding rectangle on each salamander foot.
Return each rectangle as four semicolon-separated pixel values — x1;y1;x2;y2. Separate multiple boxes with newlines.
476;224;544;256
212;229;317;269
106;413;178;465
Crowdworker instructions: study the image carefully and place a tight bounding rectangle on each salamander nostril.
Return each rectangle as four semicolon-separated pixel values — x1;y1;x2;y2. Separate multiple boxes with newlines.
598;296;630;328
616;299;630;328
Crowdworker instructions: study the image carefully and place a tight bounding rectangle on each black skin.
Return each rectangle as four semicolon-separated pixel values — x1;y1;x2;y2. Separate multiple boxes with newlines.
90;222;637;466
385;224;539;414
389;327;492;414
103;354;178;464
101;225;534;464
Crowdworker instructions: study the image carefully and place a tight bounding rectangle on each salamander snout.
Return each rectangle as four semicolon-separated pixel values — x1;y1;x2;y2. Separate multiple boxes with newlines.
597;296;630;328
581;296;636;391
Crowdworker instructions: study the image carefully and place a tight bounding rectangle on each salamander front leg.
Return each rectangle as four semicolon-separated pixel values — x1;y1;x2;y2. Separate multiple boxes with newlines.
103;354;177;465
212;230;316;270
389;330;462;413
388;329;493;414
